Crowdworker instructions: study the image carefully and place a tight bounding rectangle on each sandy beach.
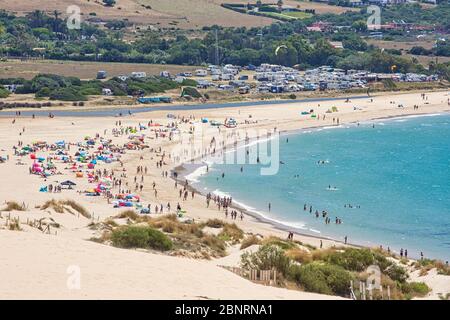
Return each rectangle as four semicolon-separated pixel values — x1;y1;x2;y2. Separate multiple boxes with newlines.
1;89;449;299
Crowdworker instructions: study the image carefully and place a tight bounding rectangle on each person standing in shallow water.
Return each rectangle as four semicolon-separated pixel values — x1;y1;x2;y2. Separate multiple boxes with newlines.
344;236;347;245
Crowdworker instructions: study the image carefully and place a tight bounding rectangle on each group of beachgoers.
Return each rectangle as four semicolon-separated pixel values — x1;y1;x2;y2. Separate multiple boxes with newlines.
303;203;344;226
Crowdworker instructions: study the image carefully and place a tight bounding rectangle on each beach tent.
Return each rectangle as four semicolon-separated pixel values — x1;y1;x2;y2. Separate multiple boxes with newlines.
61;180;76;189
201;118;209;123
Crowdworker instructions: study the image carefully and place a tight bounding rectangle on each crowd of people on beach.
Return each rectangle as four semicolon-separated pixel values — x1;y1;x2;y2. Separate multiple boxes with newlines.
3;92;448;265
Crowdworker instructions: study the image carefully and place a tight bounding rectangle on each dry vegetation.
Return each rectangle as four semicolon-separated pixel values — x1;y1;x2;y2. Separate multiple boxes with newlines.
1;0;273;28
0;59;199;80
41;199;91;218
92;214;246;259
2;201;26;211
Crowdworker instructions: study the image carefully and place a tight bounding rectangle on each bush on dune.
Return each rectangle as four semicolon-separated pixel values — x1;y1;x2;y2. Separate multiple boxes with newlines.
111;225;173;251
240;235;261;250
262;236;298;250
289;262;353;296
241;244;292;277
218;223;244;243
285;248;313;264
400;282;431;299
326;248;376;271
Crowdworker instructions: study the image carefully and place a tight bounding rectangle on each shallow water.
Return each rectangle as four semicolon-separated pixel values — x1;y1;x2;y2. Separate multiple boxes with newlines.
194;113;450;260
0;95;367;117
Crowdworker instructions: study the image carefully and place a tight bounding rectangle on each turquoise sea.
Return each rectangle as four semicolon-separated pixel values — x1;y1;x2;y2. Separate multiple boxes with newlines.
193;113;450;261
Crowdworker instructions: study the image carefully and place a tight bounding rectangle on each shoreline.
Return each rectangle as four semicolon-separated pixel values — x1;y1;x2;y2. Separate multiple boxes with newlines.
174;110;450;260
1;87;448;117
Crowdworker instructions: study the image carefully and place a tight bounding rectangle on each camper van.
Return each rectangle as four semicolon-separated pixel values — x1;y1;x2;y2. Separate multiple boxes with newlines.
195;69;208;77
132;72;147;78
160;71;171;78
238;86;250;94
221;73;235;81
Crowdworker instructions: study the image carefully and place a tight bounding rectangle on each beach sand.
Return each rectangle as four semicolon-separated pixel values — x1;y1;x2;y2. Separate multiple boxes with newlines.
0;90;449;299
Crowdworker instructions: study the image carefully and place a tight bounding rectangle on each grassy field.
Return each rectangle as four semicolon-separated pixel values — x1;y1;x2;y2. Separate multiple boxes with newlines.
0;59;199;80
366;39;450;66
366;39;437;51
286;0;358;14
1;0;274;28
1;0;358;29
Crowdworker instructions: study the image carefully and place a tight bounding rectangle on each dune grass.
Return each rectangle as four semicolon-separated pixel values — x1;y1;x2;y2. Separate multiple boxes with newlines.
218;223;244;244
3;201;26;211
41;199;91;218
240;235;261;250
114;209;140;221
8;218;22;231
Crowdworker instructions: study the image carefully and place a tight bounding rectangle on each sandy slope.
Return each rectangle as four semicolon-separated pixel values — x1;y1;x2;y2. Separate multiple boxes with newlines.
0;230;340;299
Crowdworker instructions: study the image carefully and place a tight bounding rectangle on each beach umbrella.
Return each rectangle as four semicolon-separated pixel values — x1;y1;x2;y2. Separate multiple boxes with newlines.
61;180;76;189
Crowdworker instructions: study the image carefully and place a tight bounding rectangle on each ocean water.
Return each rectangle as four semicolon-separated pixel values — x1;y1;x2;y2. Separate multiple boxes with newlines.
193;113;450;261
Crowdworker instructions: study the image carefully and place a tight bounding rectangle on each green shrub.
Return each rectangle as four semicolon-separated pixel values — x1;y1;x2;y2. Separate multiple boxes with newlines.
241;244;292;276
181;86;202;98
218;223;244;243
327;248;375;271
385;264;408;283
49;87;87;101
36;87;51;97
289;262;352;296
0;87;10;98
262;236;298;250
111;225;173;251
181;79;198;87
401;282;430;299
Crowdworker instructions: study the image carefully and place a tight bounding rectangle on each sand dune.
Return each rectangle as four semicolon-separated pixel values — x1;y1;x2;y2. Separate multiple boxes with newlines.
0;230;340;299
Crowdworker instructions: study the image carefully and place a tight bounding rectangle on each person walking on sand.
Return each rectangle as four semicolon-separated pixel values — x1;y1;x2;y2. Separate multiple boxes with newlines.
320;240;323;249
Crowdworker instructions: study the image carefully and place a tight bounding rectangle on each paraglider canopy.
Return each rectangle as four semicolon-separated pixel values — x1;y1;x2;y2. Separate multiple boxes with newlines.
275;45;288;56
